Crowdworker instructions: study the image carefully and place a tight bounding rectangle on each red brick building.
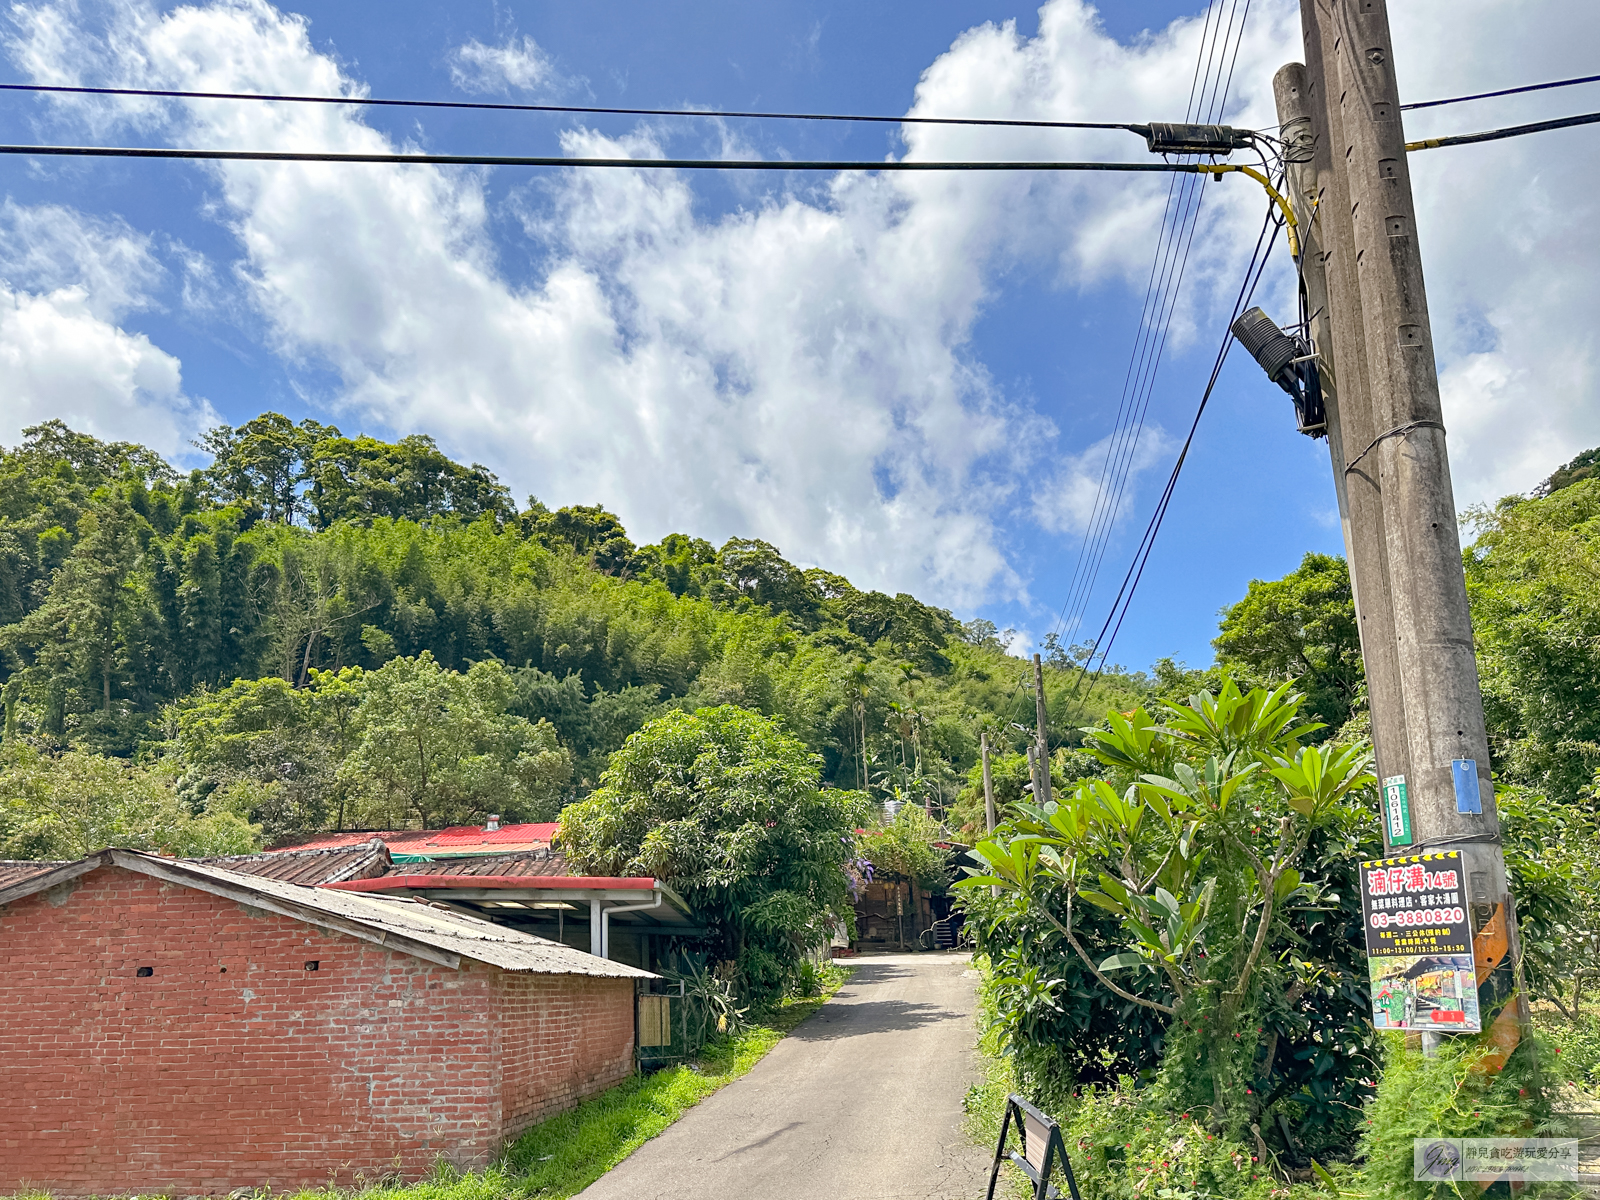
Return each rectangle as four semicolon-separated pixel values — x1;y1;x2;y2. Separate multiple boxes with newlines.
0;849;652;1197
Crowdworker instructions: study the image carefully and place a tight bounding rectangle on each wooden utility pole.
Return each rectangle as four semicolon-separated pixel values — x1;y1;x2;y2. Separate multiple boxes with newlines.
1294;0;1524;1047
1032;654;1052;806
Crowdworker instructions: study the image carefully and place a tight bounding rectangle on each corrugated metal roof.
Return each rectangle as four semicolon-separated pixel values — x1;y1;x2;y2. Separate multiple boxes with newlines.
0;851;654;980
201;840;392;886
0;860;64;889
327;873;659;893
387;850;571;877
273;822;560;856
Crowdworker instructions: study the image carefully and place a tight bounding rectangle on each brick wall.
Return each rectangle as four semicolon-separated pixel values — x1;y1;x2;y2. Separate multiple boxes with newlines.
498;972;635;1139
0;864;635;1197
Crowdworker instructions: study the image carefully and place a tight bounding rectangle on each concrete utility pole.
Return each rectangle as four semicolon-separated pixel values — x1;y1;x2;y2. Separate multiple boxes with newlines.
982;731;999;897
1032;654;1052;806
1293;0;1524;1047
1272;52;1412;799
981;731;998;835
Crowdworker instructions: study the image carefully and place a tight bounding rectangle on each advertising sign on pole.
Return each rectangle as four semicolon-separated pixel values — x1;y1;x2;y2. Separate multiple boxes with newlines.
1358;849;1480;1033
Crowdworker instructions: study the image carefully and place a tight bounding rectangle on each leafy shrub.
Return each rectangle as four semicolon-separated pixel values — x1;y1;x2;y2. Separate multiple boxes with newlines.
561;705;869;1006
963;682;1381;1153
1354;1033;1568;1199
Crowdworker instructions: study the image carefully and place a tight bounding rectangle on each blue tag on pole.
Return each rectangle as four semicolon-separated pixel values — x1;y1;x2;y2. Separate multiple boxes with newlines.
1452;759;1482;814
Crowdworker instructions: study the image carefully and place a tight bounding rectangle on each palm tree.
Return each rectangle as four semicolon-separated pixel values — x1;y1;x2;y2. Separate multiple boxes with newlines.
846;661;873;792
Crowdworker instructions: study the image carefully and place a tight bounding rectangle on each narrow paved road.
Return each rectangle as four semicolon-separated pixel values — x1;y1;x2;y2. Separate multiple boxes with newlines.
577;952;992;1200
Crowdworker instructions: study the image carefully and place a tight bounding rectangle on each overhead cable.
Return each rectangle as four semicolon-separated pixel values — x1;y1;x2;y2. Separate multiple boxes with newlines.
1046;1;1231;652
1072;204;1280;693
0;81;1140;132
1405;108;1600;151
1048;0;1253;661
0;144;1226;170
1401;72;1600;111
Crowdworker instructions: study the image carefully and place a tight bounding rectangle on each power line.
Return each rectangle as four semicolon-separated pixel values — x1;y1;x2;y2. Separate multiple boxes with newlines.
0;81;1140;132
1048;0;1253;661
1071;0;1256;631
1072;204;1280;693
1401;72;1600;112
1048;1;1231;652
0;143;1229;171
1406;108;1600;151
1;107;1580;172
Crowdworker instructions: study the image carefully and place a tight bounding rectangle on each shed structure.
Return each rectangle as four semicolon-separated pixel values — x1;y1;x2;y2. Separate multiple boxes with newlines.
0;849;652;1197
228;835;701;970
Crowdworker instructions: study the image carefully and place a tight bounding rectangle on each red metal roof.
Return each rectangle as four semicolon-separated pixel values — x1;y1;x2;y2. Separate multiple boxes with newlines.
271;822;560;855
323;873;658;893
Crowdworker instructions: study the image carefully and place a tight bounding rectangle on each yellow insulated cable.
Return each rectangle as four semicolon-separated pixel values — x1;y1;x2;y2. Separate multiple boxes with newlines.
1198;163;1300;258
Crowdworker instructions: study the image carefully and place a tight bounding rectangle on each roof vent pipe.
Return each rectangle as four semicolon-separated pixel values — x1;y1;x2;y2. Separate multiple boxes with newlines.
485;814;500;832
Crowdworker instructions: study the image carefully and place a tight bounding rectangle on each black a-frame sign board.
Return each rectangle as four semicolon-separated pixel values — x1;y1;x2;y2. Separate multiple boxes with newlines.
986;1092;1082;1200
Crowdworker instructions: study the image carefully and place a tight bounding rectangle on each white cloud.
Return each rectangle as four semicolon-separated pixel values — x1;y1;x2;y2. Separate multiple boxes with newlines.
0;199;162;319
1032;425;1173;535
27;0;1594;608
0;200;213;454
448;34;558;95
1390;0;1600;502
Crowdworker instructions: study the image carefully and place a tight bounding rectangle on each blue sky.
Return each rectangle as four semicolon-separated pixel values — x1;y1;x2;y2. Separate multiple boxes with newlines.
1;0;1596;672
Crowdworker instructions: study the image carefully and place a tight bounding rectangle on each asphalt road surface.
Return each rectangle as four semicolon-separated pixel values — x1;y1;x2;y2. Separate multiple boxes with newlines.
576;952;992;1200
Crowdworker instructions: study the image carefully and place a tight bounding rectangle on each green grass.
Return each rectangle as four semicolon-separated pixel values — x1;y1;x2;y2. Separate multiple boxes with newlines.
7;965;853;1200
960;964;1032;1200
341;965;854;1200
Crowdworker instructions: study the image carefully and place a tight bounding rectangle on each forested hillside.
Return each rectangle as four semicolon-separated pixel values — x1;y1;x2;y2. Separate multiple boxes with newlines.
0;414;1147;853
5;412;1596;876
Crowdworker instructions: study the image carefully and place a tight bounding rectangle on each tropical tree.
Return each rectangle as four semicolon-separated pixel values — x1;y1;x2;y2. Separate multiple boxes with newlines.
339;653;570;828
961;681;1376;1134
559;705;871;1002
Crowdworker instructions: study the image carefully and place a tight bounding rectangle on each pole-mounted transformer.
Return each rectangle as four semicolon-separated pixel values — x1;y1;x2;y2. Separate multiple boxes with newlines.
1230;306;1327;437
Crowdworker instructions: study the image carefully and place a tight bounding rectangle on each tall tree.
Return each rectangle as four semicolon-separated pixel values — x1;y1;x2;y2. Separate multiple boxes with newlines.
2;489;142;730
307;434;513;529
339;652;570;827
559;705;870;1001
200;414;335;524
1213;552;1361;737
